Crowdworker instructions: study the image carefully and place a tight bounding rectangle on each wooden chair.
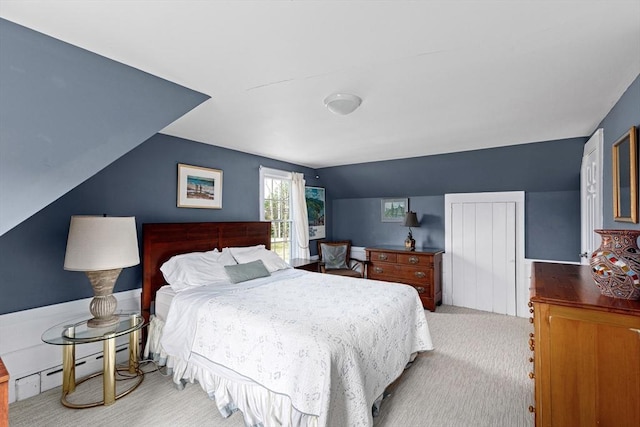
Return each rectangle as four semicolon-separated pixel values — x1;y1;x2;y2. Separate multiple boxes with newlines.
317;240;366;278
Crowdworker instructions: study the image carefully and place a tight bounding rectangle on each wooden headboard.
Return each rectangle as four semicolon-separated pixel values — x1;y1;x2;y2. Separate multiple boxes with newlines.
141;221;271;324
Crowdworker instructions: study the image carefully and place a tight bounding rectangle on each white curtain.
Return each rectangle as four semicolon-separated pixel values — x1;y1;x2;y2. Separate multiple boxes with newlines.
291;172;310;260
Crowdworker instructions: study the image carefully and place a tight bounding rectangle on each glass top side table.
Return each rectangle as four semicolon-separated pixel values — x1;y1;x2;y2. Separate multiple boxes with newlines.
42;313;144;408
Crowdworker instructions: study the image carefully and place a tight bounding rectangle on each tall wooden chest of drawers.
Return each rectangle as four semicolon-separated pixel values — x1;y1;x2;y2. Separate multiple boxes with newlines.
529;262;640;427
365;246;443;311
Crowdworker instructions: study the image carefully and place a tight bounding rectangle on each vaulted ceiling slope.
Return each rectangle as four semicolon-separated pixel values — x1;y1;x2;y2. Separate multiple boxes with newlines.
1;1;638;169
0;19;209;236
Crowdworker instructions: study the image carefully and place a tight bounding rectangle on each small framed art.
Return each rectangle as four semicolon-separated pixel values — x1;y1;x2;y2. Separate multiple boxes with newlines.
177;163;223;209
381;198;408;222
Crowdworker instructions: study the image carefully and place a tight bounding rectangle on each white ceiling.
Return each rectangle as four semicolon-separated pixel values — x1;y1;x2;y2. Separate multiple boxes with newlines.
2;1;639;168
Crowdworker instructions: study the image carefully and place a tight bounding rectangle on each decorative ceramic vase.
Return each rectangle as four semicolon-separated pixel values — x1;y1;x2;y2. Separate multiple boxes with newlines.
590;229;640;300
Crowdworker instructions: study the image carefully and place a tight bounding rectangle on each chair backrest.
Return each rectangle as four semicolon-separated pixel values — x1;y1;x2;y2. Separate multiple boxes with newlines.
317;240;352;270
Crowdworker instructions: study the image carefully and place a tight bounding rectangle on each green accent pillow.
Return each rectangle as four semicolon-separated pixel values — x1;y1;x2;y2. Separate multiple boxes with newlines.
321;244;349;270
224;259;271;283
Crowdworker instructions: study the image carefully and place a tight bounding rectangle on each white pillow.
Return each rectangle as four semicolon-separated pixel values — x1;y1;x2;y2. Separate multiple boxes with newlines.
228;246;290;273
226;244;265;255
160;249;236;292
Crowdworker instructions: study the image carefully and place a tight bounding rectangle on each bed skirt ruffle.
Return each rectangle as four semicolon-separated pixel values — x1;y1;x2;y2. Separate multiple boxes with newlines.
145;316;319;427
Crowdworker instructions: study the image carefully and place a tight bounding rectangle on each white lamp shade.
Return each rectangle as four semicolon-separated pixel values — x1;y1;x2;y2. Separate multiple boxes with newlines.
324;93;362;115
64;216;140;271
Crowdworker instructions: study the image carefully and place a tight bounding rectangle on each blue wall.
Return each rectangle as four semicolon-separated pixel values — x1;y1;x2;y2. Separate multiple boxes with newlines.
318;138;585;199
599;74;640;230
0;19;209;235
0;134;319;315
318;138;586;261
331;196;445;249
525;190;581;260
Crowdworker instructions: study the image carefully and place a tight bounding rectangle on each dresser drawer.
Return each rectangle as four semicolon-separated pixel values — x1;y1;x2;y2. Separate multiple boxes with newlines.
368;264;431;295
369;263;432;285
396;266;433;285
368;262;398;280
369;251;397;263
397;253;433;267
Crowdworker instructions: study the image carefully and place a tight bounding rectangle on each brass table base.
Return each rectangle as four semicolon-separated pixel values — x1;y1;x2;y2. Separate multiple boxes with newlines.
61;367;144;409
59;316;143;408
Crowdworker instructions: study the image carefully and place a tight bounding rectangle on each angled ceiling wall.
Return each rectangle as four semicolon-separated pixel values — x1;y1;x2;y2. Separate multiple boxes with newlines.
0;19;210;235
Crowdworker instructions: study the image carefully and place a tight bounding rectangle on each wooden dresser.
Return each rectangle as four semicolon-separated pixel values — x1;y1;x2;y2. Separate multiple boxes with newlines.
0;357;8;426
529;262;640;427
365;246;443;311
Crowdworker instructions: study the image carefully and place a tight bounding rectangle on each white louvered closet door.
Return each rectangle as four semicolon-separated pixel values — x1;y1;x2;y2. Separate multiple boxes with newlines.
450;201;516;315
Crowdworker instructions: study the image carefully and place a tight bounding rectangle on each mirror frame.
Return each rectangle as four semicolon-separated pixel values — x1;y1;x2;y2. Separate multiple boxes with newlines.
612;126;638;223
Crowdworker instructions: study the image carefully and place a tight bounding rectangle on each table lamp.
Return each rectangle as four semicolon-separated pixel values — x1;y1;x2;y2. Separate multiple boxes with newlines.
64;215;139;328
403;211;420;251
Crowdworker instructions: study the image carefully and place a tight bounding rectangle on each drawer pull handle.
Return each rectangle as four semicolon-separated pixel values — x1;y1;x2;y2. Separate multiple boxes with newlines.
408;256;419;264
528;372;535;379
378;254;388;260
374;267;383;274
414;271;426;279
415;286;425;294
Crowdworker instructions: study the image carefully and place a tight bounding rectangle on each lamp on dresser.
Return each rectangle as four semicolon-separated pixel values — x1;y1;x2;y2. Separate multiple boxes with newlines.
403;211;420;250
64;215;140;328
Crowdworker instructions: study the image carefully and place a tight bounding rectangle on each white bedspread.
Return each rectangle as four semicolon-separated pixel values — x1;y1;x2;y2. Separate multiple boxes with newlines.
161;269;433;427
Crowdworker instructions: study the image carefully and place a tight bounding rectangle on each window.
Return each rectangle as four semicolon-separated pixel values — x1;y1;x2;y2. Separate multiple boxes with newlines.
260;167;293;262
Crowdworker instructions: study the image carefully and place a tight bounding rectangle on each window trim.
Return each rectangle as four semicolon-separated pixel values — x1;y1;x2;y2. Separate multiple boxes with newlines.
259;167;294;261
259;167;292;216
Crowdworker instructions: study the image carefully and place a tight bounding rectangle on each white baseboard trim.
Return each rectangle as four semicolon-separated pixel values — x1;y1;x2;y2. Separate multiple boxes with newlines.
351;246;366;261
0;289;141;403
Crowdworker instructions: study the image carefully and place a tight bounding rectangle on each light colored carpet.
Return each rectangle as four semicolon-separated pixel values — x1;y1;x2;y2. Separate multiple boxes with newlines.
9;305;534;426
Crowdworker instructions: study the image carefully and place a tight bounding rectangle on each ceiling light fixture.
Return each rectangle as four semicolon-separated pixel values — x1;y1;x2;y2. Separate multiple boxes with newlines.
323;93;362;115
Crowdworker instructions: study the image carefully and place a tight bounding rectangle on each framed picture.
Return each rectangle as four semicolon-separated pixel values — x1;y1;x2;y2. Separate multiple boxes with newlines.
612;126;638;223
305;186;326;239
177;163;223;209
381;198;408;222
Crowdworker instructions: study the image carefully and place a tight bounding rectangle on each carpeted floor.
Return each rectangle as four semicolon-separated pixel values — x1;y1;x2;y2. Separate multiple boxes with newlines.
9;305;534;427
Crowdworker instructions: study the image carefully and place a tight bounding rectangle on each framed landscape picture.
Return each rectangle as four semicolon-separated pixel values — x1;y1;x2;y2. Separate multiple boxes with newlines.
177;163;223;209
381;198;408;222
305;186;326;239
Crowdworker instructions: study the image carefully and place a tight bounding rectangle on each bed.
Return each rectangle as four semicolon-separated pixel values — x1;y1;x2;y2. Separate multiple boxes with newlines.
142;221;433;427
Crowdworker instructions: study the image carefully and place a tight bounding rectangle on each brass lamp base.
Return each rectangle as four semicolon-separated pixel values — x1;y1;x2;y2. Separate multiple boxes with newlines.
404;235;416;251
86;269;122;328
